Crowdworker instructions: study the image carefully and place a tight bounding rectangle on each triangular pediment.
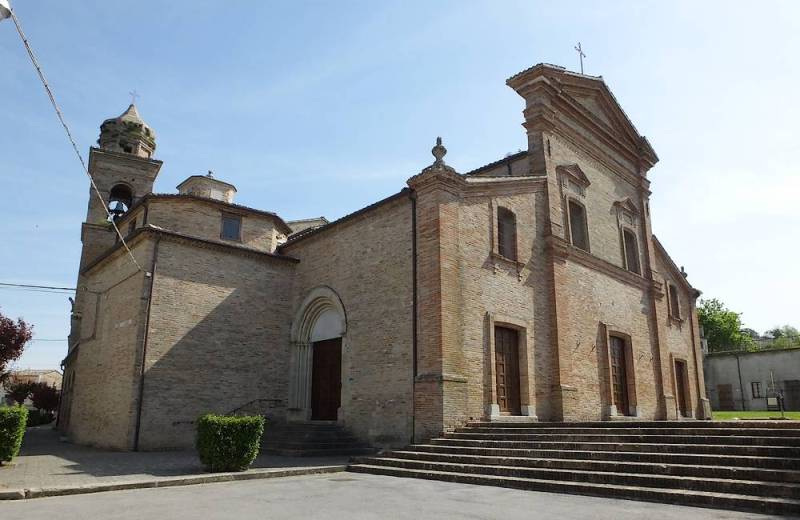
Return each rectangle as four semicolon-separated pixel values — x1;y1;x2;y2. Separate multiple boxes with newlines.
556;164;590;187
614;197;640;215
560;83;644;152
506;64;658;166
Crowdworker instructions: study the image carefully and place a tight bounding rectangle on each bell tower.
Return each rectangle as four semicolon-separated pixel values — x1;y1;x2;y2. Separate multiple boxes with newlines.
83;104;162;228
67;103;163;358
79;104;163;267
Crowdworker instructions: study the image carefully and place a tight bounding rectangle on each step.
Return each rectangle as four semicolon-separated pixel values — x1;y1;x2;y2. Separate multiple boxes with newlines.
458;426;800;437
381;450;800;483
444;432;800;446
467;420;800;429
356;457;800;498
347;464;800;516
431;438;800;458
411;444;800;470
265;446;375;457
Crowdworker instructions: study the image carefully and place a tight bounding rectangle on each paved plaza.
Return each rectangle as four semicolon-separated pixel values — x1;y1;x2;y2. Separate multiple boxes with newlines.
0;427;346;497
2;472;779;520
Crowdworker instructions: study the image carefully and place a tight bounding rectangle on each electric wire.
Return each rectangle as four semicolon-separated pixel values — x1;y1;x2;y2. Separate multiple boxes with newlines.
7;7;146;274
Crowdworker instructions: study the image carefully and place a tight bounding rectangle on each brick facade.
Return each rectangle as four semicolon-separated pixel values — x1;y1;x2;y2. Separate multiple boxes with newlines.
61;63;709;451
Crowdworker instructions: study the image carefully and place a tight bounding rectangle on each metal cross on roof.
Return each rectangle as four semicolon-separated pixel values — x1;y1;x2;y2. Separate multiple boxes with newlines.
574;42;586;74
129;90;140;105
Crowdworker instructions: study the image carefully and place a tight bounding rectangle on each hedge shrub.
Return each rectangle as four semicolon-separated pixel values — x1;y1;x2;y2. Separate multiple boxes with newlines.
0;406;28;463
196;414;264;472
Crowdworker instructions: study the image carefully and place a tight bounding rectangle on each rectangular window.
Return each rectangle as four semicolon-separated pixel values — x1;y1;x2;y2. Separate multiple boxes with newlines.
622;229;641;275
668;284;681;319
221;214;241;241
497;207;517;261
751;381;764;398
568;200;589;251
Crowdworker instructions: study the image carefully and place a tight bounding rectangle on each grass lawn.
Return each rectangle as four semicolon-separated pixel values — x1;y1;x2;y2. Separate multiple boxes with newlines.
713;410;800;420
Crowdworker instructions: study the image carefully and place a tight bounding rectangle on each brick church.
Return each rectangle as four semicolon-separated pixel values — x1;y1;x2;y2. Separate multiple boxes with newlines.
59;63;711;451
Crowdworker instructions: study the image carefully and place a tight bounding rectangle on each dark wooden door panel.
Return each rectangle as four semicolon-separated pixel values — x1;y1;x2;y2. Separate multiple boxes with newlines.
311;338;342;420
675;360;689;417
718;384;734;411
495;327;521;415
610;336;629;415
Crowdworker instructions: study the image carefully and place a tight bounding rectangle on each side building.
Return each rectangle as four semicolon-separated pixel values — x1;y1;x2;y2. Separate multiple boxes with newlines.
60;63;710;451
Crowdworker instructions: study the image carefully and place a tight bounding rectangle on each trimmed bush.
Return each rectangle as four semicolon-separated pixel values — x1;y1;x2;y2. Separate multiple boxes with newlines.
0;406;28;463
196;414;264;472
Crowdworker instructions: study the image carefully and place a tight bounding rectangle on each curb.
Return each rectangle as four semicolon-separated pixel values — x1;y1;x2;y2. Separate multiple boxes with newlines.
1;465;345;500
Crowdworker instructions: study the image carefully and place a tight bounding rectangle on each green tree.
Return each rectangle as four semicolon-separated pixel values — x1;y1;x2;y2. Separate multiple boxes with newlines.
766;325;800;339
697;298;754;353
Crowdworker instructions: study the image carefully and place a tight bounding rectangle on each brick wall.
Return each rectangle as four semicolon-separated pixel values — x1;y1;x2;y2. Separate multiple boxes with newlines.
138;237;295;449
66;238;153;449
146;198;281;252
281;195;414;448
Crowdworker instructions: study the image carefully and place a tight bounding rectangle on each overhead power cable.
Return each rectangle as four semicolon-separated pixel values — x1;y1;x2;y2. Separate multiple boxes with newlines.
4;4;147;275
0;282;75;291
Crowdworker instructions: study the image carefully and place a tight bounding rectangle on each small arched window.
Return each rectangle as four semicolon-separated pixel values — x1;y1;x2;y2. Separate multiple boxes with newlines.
622;228;641;275
497;207;517;261
108;184;133;220
567;199;589;251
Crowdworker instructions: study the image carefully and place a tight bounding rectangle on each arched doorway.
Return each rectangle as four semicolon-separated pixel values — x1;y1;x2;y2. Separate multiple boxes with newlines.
288;287;347;422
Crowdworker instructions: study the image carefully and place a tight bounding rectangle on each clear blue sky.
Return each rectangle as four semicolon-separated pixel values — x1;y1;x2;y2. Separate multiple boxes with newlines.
1;1;798;370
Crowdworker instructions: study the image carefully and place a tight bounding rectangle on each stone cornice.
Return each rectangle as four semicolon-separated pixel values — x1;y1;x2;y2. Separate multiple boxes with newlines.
507;64;658;169
83;225;298;275
116;194;292;235
88;147;163;175
546;234;653;292
462;175;546;198
652;235;700;298
407;164;465;194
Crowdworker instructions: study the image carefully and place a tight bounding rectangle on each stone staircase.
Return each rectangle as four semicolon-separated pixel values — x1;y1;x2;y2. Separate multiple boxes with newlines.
262;421;374;457
349;421;800;516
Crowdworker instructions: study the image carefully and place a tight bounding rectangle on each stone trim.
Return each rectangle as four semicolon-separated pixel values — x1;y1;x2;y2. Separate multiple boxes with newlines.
546;235;651;291
652;235;700;297
82;225;298;275
115;194;292;235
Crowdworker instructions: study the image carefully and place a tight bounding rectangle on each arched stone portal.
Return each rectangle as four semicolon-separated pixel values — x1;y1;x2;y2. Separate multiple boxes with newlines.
288;286;347;422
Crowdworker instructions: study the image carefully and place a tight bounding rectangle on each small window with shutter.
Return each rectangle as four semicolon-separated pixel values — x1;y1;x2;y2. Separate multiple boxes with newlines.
221;213;242;241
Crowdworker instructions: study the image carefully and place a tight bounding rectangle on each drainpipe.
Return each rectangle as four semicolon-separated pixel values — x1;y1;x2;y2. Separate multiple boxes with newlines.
410;190;418;444
133;237;160;451
735;354;747;411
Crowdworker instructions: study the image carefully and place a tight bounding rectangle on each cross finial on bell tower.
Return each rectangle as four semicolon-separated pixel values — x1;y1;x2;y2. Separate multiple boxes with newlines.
129;90;140;105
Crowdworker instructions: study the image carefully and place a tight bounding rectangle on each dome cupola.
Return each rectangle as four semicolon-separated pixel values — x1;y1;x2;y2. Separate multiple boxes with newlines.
98;104;156;158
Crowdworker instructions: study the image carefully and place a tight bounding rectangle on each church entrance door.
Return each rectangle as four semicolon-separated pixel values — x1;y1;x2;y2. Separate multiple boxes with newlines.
610;336;630;416
495;326;522;415
310;338;342;421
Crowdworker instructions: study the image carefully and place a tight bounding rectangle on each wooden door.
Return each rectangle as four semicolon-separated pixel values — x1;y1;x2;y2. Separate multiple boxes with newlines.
494;327;521;415
784;380;800;410
717;384;735;410
609;336;629;415
310;338;342;420
675;360;689;417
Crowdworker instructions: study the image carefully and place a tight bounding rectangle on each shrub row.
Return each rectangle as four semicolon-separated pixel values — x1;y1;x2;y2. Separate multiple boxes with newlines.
0;406;28;463
196;414;264;472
